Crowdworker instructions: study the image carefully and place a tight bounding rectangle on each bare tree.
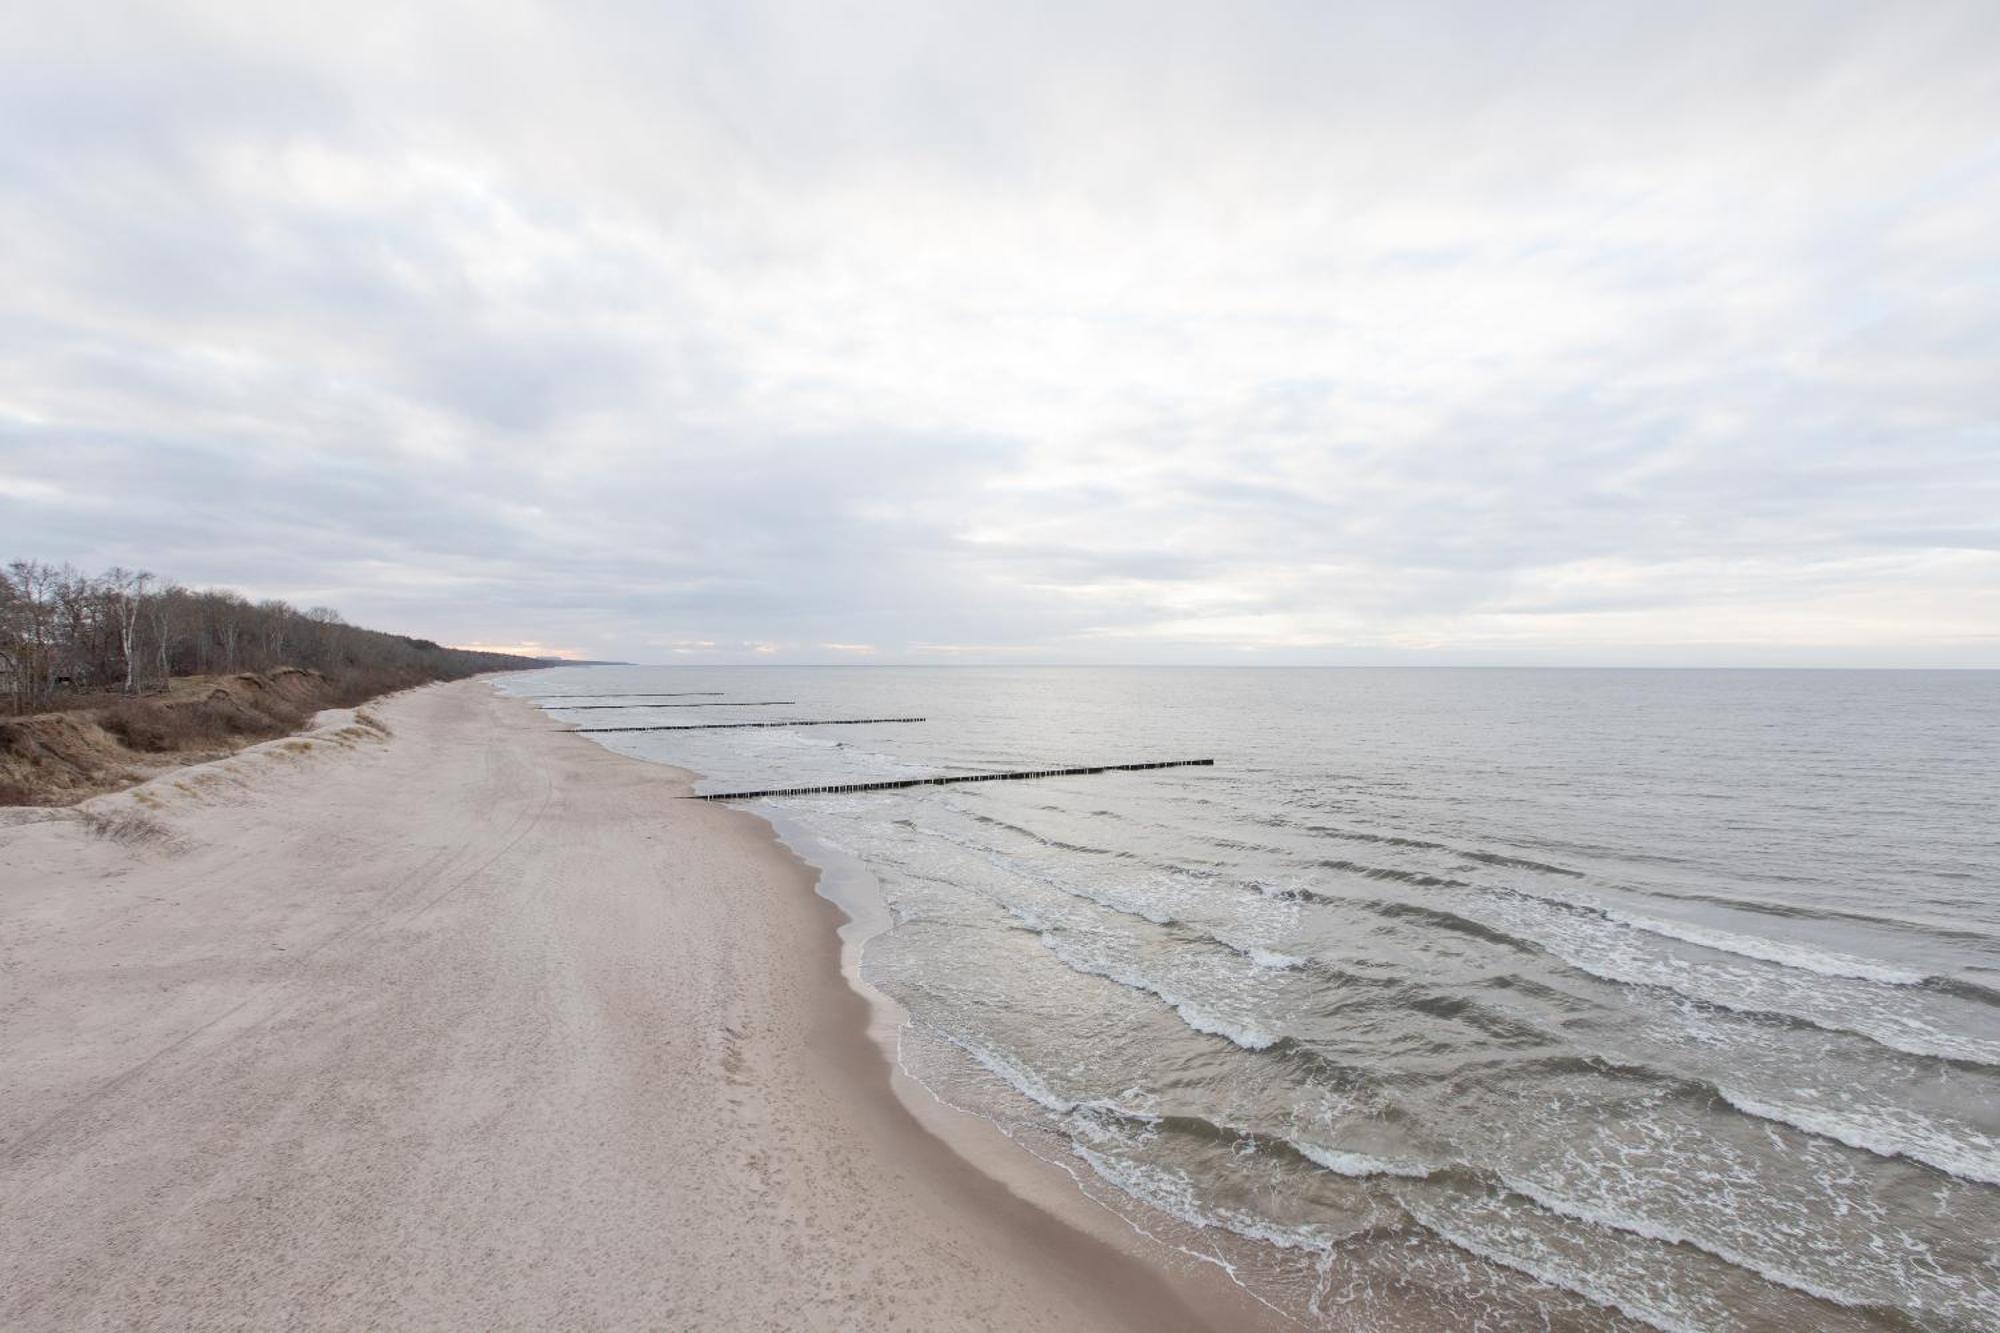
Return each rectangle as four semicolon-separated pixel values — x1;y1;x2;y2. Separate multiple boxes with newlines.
147;585;183;688
105;567;154;693
0;566;27;713
6;560;61;706
2;558;544;715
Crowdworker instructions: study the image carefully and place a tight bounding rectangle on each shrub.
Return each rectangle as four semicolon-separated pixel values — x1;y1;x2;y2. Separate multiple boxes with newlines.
100;699;216;751
81;808;174;845
99;694;308;751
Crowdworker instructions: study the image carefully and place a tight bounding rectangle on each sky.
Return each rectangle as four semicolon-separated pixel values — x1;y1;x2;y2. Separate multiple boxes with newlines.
2;1;1996;666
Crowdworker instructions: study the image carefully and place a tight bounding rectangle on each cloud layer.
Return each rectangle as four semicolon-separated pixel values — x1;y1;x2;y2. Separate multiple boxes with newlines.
4;1;1997;664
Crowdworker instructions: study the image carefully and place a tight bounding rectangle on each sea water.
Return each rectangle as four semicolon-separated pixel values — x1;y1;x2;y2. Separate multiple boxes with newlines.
503;667;2000;1332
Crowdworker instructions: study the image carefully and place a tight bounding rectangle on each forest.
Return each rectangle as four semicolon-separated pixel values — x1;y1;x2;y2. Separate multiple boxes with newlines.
0;559;544;716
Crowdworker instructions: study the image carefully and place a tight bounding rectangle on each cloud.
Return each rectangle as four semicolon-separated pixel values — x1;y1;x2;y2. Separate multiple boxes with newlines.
2;0;1997;664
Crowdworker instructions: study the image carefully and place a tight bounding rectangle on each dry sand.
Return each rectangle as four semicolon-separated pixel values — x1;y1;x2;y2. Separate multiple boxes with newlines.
0;679;1274;1331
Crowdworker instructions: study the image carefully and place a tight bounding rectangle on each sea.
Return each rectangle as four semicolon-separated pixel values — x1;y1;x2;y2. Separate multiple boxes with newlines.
499;666;2000;1332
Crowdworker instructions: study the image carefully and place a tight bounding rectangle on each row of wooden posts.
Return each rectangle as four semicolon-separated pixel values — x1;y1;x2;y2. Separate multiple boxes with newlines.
566;717;926;734
536;692;723;700
690;759;1215;802
527;693;1213;803
541;700;796;710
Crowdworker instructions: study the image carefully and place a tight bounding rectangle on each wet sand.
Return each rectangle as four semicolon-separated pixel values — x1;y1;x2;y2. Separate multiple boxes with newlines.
0;679;1274;1331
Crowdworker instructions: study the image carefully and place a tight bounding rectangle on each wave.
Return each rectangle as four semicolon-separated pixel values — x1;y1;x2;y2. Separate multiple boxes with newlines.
1607;885;2000;953
1175;1002;1281;1051
1418;1049;2000;1189
1461;849;1586;877
1313;857;1469;889
1087;1105;1441;1184
1071;1143;1355;1257
899;815;1331;988
1247;816;1986;998
1260;818;1455;853
1341;895;1546;953
1543;944;2000;1068
1011;855;2000;1125
934;816;2000;1088
1292;1141;1435;1180
1010;888;1568;1062
945;1034;1089;1116
946;1041;1439;1185
1601;908;1931;985
1263;877;1999;1066
1207;929;1311;972
1715;1087;2000;1187
1487;1174;1883;1312
1461;879;1946;994
1253;815;1588;879
953;806;1134;860
1028;928;1282;1051
1021;914;1989;1185
1927;973;2000;1008
957;1008;1995;1315
1116;1109;1443;1183
1398;1194;1711;1333
1398;1182;1909;1333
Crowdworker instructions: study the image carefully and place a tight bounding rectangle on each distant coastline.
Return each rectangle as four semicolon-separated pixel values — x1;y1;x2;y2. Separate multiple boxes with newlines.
1;559;549;806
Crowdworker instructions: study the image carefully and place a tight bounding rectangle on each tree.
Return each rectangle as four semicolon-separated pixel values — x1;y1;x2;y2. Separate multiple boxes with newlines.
105;567;154;693
2;557;546;714
6;560;60;706
147;585;183;688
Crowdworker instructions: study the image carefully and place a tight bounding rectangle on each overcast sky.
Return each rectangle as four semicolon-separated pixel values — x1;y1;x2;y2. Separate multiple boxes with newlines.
3;2;1996;665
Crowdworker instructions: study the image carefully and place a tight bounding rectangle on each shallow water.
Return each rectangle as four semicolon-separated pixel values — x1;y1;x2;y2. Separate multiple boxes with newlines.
505;667;2000;1331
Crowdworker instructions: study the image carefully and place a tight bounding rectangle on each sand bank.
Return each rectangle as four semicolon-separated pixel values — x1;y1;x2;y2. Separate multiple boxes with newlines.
0;679;1271;1331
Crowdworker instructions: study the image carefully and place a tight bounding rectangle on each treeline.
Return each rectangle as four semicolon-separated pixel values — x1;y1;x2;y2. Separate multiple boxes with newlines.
1;559;545;715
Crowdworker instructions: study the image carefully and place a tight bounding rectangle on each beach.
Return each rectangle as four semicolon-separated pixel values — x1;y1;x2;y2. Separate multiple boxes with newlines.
526;665;1999;1330
0;679;1264;1331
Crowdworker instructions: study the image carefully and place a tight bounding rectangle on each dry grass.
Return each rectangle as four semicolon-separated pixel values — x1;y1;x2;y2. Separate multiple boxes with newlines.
80;808;176;847
1;666;427;807
99;691;311;754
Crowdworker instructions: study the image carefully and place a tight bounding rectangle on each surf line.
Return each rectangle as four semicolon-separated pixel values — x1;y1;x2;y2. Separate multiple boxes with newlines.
691;759;1215;801
567;717;926;734
540;701;798;709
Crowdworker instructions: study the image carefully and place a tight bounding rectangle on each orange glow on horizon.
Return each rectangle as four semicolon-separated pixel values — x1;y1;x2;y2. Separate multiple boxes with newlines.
451;641;584;660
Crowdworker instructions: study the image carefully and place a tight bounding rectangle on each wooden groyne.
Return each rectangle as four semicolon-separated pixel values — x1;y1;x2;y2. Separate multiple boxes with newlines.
691;759;1214;802
532;692;724;701
539;701;798;710
568;717;926;734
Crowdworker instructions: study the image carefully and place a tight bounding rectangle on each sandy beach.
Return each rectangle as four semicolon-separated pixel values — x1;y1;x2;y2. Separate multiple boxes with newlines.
0;679;1265;1332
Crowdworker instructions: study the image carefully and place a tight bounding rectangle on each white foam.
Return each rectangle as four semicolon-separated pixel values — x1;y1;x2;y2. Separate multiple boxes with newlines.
1717;1087;2000;1187
1493;1174;1876;1311
1551;945;2000;1067
1031;926;1284;1050
1401;1193;1710;1333
1461;893;2000;1066
948;1036;1080;1115
1292;1141;1433;1180
1605;909;1929;986
1072;1145;1341;1254
1171;998;1281;1051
